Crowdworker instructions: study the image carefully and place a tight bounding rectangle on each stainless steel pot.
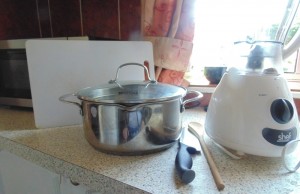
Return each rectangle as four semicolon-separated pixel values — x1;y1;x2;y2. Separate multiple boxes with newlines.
59;63;202;155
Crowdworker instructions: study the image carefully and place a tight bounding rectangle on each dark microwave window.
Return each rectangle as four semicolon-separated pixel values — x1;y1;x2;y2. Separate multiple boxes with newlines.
0;49;31;99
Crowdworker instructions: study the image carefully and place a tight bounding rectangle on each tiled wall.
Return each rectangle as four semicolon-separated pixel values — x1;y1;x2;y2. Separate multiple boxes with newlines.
0;0;141;40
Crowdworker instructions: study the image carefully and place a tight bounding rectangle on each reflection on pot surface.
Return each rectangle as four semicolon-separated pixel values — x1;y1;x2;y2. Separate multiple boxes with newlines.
82;100;183;154
86;105;153;145
145;102;182;145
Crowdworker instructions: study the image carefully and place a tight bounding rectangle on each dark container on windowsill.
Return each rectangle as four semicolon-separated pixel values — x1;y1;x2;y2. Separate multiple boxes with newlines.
204;66;227;84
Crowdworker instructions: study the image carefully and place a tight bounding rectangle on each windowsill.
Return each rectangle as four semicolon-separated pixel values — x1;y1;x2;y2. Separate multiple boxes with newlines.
285;73;300;93
187;73;300;98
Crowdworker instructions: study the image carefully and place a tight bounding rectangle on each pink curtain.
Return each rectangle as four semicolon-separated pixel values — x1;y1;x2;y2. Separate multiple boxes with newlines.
142;0;196;87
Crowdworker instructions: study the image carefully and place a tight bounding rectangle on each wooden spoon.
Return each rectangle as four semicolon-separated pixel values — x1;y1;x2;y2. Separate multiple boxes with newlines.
188;122;225;191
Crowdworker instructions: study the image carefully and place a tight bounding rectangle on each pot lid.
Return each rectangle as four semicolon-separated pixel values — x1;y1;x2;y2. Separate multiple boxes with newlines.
75;81;187;104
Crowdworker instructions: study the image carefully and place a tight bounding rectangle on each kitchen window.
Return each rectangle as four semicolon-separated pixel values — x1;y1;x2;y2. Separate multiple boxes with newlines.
188;0;300;86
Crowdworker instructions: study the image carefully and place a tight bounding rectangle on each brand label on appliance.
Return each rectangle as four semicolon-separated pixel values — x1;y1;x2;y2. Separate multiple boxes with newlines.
262;127;297;146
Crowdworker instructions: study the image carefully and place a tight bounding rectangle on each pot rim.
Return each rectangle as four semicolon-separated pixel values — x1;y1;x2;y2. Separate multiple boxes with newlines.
75;80;188;104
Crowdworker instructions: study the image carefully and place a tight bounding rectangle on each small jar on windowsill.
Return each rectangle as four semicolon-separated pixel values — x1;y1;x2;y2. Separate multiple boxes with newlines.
203;66;227;85
184;66;227;109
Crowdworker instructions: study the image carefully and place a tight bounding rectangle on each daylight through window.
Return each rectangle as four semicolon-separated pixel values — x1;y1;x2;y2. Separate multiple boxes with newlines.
190;0;300;74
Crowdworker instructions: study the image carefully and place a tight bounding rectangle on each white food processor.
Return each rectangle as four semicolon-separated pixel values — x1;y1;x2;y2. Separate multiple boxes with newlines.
205;40;300;157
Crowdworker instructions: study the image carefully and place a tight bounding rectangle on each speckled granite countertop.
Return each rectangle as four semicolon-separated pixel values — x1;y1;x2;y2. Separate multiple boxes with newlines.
0;106;300;194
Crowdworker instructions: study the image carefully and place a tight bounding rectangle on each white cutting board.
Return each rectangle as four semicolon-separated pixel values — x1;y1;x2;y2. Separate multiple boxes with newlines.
26;40;155;128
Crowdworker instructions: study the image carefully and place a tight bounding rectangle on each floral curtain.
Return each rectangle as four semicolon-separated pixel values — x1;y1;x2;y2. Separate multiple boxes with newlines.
141;0;196;87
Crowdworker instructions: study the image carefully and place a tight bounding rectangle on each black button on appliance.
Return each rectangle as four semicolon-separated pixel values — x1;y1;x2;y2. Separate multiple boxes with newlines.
270;99;294;124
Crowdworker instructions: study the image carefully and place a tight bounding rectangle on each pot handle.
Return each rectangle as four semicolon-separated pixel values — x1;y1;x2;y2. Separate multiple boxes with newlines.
181;91;203;112
59;93;82;113
109;63;157;84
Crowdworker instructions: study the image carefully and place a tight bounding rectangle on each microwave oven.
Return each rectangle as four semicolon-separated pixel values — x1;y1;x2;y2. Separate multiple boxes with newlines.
0;37;89;108
0;39;32;107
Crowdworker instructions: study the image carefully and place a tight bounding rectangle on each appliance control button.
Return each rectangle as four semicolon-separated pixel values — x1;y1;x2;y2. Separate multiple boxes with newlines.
271;99;294;124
